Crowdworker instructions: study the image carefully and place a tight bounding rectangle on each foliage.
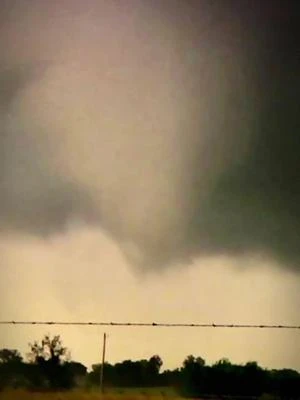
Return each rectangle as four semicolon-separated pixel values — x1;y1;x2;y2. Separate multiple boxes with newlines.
176;355;300;399
26;335;74;390
0;350;23;364
88;355;163;388
1;338;300;399
27;335;69;364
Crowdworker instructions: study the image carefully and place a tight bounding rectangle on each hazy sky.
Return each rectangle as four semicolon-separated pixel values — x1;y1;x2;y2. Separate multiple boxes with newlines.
0;0;299;371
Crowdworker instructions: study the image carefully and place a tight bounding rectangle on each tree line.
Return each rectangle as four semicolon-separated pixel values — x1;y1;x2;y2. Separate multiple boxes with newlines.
0;334;300;399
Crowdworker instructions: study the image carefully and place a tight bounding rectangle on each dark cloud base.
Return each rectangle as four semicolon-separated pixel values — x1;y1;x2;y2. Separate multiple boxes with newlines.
0;1;299;271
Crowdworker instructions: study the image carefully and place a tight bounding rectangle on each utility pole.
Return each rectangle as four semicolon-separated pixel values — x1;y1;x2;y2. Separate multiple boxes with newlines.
100;332;106;393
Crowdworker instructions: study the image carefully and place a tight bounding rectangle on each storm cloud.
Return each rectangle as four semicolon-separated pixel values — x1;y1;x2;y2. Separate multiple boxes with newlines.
0;0;299;270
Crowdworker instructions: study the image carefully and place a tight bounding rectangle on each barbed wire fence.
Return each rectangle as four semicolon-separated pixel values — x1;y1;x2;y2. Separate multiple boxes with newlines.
0;320;300;328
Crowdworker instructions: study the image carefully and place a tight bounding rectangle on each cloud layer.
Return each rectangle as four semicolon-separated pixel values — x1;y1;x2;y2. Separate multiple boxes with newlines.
0;0;299;270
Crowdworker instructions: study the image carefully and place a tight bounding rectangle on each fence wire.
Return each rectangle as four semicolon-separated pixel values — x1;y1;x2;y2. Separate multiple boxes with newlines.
0;321;299;329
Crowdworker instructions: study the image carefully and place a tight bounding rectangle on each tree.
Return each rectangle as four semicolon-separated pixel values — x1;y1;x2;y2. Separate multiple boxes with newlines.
270;369;300;400
149;355;163;372
0;349;25;389
147;355;163;385
180;355;207;397
28;334;69;364
27;334;72;390
88;356;164;388
0;349;23;364
183;355;205;368
65;362;87;387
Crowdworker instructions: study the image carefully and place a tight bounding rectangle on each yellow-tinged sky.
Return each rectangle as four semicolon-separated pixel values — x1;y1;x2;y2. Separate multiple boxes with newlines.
0;0;299;371
1;229;300;370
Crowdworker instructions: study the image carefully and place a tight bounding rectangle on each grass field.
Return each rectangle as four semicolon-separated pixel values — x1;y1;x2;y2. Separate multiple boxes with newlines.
0;388;181;400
